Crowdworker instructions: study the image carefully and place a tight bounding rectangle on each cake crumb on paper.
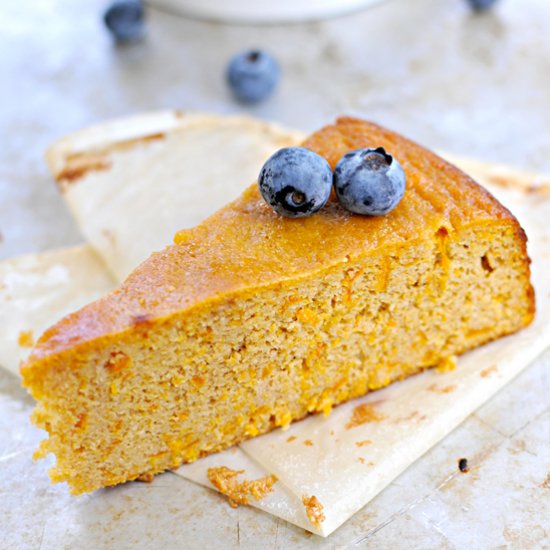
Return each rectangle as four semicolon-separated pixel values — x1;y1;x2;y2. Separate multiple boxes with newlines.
480;365;498;378
355;439;372;447
436;355;457;373
397;410;427;423
18;330;34;348
428;383;456;393
137;472;154;483
207;466;277;508
346;403;384;429
302;495;325;527
304;439;314;446
286;435;297;443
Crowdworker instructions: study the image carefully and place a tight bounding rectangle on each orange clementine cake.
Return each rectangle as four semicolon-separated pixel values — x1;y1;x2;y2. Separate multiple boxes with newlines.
21;117;535;495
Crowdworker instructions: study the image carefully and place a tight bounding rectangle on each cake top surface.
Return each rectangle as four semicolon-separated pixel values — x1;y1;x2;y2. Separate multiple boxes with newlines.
26;117;515;362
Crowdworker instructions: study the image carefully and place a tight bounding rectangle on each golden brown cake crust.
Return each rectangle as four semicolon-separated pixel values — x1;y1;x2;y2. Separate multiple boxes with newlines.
22;117;531;371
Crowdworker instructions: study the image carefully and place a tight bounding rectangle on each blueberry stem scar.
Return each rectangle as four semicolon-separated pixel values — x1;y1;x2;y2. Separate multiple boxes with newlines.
291;191;306;205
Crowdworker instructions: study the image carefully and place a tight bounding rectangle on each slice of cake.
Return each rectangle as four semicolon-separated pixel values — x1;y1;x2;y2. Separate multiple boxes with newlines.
21;117;535;495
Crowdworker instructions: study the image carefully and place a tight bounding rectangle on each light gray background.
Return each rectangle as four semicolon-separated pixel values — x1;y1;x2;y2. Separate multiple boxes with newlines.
1;0;549;548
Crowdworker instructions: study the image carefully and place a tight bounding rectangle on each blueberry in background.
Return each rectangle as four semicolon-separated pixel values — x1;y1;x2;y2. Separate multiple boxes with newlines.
226;50;280;104
258;147;332;218
104;0;145;42
333;147;406;216
467;0;499;11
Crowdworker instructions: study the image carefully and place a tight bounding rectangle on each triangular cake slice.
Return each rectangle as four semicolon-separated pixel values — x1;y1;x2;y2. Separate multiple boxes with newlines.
22;117;535;495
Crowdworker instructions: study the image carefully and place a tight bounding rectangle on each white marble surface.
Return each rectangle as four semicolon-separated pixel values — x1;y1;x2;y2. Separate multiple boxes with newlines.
1;0;550;548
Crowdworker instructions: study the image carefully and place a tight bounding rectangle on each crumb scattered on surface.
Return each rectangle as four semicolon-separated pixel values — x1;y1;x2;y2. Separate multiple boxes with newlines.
480;365;498;378
137;472;154;483
286;436;297;443
355;439;372;447
541;472;550;489
358;457;366;464
458;458;469;473
207;466;278;508
509;439;527;455
302;495;325;527
397;410;428;423
18;330;34;348
436;355;457;373
428;383;456;393
304;439;314;446
346;403;385;429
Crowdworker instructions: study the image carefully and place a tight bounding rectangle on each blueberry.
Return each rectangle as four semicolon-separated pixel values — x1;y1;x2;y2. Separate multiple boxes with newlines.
258;147;332;218
333;147;406;216
104;0;145;42
226;50;280;104
467;0;499;11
